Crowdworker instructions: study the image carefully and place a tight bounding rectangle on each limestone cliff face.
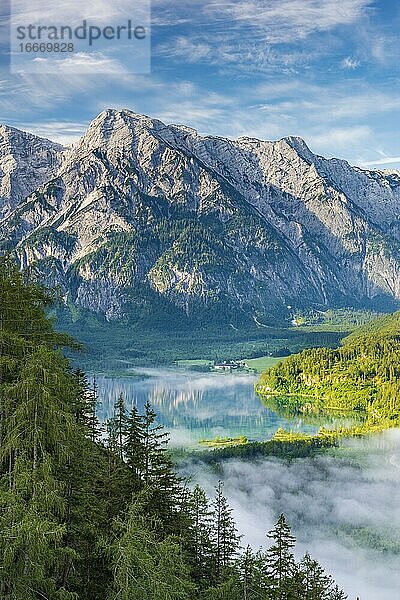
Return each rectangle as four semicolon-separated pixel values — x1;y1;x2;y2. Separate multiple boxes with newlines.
0;124;64;220
1;109;399;321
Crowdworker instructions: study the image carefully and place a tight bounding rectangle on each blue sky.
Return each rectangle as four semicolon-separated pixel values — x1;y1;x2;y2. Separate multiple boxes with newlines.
1;0;400;168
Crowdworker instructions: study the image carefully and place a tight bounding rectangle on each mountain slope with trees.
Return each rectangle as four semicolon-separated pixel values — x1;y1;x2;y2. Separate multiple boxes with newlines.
257;310;400;425
1;109;400;327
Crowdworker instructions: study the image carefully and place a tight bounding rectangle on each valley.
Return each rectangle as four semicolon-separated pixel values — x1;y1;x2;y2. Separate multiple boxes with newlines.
2;0;399;597
1;113;400;600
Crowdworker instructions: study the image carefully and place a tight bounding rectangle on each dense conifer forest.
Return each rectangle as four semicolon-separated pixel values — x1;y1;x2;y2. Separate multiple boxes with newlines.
257;312;400;429
0;258;348;599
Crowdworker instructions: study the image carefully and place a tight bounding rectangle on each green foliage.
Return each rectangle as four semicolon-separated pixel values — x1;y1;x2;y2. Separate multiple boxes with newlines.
291;307;381;332
265;514;296;594
0;257;349;600
57;302;343;372
108;497;194;600
200;516;347;600
199;435;249;448
257;310;400;431
211;481;241;583
0;259;81;598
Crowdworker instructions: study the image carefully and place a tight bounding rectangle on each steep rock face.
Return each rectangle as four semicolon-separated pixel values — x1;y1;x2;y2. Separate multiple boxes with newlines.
0;109;399;321
0;125;64;220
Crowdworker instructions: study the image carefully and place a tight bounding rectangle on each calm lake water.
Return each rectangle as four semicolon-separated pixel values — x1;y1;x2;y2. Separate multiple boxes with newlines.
95;368;350;447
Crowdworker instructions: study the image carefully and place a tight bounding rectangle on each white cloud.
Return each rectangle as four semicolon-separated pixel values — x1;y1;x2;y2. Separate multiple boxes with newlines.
251;80;400;123
155;0;373;73
308;125;372;150
163;37;212;62
360;156;400;167
10;0;150;27
34;52;128;75
154;0;372;41
341;56;360;69
16;120;88;145
211;0;372;40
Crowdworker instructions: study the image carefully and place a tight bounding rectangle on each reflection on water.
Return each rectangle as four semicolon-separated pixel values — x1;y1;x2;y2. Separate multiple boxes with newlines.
96;368;326;447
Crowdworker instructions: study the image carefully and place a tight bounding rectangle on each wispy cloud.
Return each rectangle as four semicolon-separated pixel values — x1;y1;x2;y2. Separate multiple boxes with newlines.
32;52;128;75
10;0;149;26
341;56;360;69
154;0;373;40
361;156;400;167
155;0;373;73
15;120;88;145
309;125;372;150
204;0;373;41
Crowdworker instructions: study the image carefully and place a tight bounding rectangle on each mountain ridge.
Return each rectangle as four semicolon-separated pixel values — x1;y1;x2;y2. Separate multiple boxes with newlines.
1;108;400;323
0;123;64;221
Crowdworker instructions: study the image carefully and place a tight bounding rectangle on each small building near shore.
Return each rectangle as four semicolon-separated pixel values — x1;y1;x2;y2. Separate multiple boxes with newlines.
213;362;239;372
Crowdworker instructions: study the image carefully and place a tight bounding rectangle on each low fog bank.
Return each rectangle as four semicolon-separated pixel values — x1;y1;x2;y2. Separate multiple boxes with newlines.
184;430;400;600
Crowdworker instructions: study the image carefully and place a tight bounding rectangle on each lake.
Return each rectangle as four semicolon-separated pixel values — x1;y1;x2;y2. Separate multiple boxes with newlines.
95;367;353;447
96;367;400;599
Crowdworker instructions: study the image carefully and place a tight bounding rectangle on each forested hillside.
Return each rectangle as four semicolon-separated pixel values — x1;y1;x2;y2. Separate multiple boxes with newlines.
257;311;400;424
0;257;348;599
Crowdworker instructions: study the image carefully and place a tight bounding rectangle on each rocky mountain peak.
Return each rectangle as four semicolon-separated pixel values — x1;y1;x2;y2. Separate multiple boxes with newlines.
280;135;315;161
1;111;400;322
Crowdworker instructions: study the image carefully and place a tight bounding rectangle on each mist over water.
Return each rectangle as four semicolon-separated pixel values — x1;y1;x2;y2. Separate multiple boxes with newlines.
95;368;320;446
97;369;400;598
184;430;400;600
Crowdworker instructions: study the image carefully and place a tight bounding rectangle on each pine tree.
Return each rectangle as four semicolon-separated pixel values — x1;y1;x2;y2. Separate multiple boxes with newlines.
108;495;194;600
138;402;182;528
329;585;348;600
106;394;128;469
211;481;240;584
299;553;335;599
186;484;215;584
114;393;127;462
241;546;254;600
0;346;78;599
238;545;270;600
86;376;102;443
265;513;297;599
142;400;170;484
106;415;119;468
124;403;145;484
72;369;101;438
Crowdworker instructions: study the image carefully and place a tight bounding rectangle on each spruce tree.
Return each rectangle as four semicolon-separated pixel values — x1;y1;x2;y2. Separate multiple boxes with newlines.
108;495;194;600
86;376;102;443
137;401;182;530
210;481;240;584
124;403;145;484
142;400;170;484
0;346;77;599
236;545;272;600
186;484;215;584
114;393;127;462
265;513;297;599
330;586;348;600
299;553;335;599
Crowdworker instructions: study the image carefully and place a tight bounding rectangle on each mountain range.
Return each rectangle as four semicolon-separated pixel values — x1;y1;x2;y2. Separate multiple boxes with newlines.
1;109;400;325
